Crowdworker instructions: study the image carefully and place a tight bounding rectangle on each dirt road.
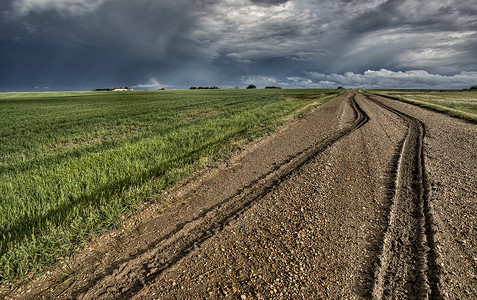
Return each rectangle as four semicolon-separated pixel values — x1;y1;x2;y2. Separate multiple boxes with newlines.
5;91;476;299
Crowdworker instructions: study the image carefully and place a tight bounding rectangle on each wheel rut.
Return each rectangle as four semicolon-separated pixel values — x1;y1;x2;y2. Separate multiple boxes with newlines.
364;93;442;299
76;94;368;299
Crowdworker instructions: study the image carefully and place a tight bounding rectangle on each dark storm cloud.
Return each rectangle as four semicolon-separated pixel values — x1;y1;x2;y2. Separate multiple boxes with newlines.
249;0;289;6
1;0;477;91
345;0;476;33
1;0;208;89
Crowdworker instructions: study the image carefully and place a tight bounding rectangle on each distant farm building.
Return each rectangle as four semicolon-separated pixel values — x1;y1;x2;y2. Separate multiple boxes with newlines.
113;88;133;91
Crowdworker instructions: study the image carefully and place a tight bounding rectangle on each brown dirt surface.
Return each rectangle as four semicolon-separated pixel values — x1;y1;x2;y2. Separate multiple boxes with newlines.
2;91;476;299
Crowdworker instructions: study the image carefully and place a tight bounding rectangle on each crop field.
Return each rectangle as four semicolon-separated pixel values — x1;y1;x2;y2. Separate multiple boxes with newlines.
368;89;477;122
0;88;342;283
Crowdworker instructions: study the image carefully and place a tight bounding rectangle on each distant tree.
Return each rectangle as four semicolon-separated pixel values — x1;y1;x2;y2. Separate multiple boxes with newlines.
92;88;113;91
192;86;220;90
470;85;477;90
265;86;281;89
337;86;345;89
247;85;257;89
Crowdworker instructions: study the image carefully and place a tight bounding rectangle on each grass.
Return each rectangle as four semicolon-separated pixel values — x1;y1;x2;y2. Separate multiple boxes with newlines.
366;89;477;123
0;88;343;284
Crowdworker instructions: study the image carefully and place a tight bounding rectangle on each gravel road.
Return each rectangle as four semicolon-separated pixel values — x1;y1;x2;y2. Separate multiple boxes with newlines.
4;91;476;299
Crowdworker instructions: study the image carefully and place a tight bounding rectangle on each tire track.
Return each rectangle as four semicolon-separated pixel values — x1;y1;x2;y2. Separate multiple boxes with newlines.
75;94;368;299
364;93;442;299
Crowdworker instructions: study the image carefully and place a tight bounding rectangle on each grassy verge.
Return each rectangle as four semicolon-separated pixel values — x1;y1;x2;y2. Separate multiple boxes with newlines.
366;89;477;123
0;88;343;284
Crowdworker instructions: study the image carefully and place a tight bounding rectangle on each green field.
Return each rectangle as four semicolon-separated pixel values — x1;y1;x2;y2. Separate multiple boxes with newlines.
0;88;342;283
368;90;477;122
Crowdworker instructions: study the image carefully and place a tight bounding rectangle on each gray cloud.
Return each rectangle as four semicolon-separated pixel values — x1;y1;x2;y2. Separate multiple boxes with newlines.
189;1;329;62
11;0;112;16
249;0;289;6
1;0;476;91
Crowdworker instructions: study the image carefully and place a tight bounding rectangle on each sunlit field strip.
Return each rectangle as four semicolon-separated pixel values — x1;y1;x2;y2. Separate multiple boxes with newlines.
368;90;477;123
0;89;342;283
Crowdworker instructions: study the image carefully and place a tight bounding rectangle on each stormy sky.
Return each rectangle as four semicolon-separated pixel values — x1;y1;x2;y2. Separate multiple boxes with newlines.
1;0;477;91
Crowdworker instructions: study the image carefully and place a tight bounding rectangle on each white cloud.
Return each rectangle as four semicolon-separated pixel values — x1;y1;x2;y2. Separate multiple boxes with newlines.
12;0;111;16
286;76;327;88
241;75;278;86
302;69;477;89
133;84;159;89
240;69;477;89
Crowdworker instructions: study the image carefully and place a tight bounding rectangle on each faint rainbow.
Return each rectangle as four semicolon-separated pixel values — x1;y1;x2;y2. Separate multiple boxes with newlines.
150;77;161;87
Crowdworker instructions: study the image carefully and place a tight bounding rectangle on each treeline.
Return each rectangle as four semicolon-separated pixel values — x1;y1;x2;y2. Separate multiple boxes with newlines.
246;85;282;89
92;88;114;91
190;86;220;90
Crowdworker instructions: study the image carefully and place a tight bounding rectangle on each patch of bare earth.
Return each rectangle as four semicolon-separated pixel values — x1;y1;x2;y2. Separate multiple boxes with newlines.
2;92;476;299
